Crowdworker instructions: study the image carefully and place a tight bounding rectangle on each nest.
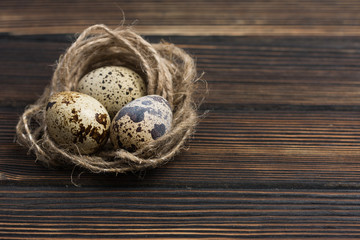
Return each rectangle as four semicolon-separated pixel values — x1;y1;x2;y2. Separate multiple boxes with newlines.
16;24;201;174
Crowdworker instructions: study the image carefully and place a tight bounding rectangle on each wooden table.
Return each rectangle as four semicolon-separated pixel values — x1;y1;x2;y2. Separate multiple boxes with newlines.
2;1;360;238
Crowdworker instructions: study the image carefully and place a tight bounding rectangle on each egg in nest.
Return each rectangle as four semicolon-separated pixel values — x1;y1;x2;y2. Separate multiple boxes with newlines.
77;66;146;119
110;95;172;152
45;91;110;154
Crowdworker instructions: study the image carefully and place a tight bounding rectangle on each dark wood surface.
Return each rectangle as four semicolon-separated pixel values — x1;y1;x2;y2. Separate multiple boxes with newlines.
2;1;360;239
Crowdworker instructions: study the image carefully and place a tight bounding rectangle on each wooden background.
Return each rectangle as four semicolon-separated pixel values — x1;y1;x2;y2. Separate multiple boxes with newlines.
2;0;360;238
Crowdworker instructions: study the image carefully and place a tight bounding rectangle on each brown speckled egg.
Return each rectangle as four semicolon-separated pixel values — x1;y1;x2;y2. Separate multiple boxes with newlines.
45;91;110;154
110;95;172;152
77;66;146;119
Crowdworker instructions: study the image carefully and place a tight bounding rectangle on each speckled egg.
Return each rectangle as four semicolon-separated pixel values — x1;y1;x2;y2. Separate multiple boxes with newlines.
77;66;146;119
45;91;111;154
110;95;172;152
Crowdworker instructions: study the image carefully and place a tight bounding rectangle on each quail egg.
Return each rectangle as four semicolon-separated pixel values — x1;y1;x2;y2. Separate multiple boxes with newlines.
45;91;110;154
77;66;146;118
110;95;172;152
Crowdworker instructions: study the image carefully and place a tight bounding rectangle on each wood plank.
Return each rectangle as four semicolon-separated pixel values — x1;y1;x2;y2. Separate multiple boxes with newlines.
1;187;360;239
3;105;360;188
3;35;360;187
3;35;360;108
3;0;360;36
3;1;360;239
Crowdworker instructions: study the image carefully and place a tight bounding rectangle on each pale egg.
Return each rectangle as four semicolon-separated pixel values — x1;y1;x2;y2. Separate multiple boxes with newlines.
77;66;146;119
45;91;110;154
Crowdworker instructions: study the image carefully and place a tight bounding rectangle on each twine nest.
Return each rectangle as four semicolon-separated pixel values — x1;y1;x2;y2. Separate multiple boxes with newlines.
16;24;200;174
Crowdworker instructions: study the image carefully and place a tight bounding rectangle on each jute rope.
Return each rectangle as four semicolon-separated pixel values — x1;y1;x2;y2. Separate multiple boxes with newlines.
15;24;201;173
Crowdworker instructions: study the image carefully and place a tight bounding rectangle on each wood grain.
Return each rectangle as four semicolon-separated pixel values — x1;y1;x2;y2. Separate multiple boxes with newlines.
2;34;360;188
3;1;360;238
1;187;360;239
3;35;360;108
2;0;360;36
3;105;360;188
